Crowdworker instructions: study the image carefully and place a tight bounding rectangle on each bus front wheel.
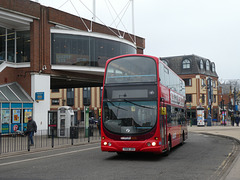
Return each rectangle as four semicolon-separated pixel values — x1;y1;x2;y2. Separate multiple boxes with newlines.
164;136;171;156
180;131;185;145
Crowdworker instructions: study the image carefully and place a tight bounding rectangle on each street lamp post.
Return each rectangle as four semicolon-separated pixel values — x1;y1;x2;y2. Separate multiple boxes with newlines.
221;95;226;126
207;77;212;126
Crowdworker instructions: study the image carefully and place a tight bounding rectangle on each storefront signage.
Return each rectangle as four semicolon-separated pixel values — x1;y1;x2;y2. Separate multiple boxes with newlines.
13;124;19;132
12;109;21;124
11;123;22;133
2;109;10;124
2;124;9;134
24;109;32;123
35;92;44;101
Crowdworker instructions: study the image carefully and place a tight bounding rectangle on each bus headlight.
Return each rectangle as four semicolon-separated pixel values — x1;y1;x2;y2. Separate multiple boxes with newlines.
103;142;107;146
108;142;112;146
147;142;151;147
152;142;157;146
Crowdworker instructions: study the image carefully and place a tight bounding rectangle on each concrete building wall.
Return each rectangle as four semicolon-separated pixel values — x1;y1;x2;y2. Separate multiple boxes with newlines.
31;74;50;131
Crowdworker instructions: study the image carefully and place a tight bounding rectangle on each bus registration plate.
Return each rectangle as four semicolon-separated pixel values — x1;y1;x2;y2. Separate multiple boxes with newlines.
122;148;136;151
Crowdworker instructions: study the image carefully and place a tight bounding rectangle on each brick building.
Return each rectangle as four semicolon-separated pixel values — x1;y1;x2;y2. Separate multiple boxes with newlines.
0;0;145;133
161;55;219;124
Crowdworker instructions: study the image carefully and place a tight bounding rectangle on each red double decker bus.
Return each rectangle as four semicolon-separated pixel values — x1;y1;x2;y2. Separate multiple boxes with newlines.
101;54;188;154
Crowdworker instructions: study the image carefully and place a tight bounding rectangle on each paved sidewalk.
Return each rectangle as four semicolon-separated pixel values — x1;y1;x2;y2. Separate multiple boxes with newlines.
189;125;240;180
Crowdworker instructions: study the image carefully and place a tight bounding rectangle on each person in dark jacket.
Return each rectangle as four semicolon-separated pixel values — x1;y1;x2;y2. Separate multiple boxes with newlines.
27;116;37;145
231;115;235;126
235;115;239;126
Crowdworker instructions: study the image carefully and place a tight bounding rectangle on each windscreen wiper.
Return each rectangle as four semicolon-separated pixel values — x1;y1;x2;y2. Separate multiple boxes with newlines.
108;101;128;111
123;99;155;109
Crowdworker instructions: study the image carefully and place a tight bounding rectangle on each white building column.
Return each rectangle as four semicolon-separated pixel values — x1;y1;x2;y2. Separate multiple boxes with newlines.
31;73;50;131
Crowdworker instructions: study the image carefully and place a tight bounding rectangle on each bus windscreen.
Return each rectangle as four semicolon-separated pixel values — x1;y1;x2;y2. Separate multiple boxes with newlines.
105;56;157;84
103;100;157;135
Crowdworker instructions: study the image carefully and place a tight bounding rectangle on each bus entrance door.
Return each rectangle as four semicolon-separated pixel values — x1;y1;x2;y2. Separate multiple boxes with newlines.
160;98;167;149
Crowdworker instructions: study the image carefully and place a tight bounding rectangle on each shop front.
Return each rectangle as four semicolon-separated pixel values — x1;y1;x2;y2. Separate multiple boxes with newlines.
0;82;33;134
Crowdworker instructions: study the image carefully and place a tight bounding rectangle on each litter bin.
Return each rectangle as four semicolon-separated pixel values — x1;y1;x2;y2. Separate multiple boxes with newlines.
70;126;79;139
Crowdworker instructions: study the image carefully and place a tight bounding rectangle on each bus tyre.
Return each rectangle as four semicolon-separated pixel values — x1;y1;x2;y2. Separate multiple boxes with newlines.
164;138;171;156
180;131;185;145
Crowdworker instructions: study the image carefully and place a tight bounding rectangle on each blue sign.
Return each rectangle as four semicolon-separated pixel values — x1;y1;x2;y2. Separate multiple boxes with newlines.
2;124;9;134
235;105;238;111
11;123;22;133
35;92;44;101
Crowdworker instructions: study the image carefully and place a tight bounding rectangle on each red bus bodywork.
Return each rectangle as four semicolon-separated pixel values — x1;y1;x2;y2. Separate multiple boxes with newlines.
101;54;188;154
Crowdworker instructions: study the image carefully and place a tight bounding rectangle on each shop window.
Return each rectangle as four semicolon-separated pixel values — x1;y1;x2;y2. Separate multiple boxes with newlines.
2;109;10;124
12;109;21;124
24;109;32;123
1;104;9;133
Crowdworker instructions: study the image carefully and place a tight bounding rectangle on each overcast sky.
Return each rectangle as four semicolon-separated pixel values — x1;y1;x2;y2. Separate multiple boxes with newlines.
37;0;240;80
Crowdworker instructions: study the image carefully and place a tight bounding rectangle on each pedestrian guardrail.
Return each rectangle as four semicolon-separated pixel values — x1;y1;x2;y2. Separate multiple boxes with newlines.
0;126;101;155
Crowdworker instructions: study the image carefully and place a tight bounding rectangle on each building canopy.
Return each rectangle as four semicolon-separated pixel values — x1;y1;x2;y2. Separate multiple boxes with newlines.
0;82;33;103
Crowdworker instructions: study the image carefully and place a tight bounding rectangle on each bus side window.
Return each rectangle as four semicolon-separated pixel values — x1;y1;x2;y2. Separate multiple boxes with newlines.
167;105;171;123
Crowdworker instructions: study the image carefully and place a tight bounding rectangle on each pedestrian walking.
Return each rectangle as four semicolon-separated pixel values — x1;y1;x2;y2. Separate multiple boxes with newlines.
235;115;239;126
97;117;101;136
26;116;37;145
231;114;235;126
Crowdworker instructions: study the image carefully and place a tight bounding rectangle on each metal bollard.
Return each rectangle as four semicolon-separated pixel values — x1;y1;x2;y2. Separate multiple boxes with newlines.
71;128;74;145
27;135;30;151
88;126;92;143
51;129;54;148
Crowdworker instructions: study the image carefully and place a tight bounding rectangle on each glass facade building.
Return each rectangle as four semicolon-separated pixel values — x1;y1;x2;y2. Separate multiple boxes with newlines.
51;33;136;67
0;26;136;67
0;27;30;63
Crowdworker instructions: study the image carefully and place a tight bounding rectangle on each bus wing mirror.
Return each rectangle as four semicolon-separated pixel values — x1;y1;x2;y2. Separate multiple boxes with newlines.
161;107;166;115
